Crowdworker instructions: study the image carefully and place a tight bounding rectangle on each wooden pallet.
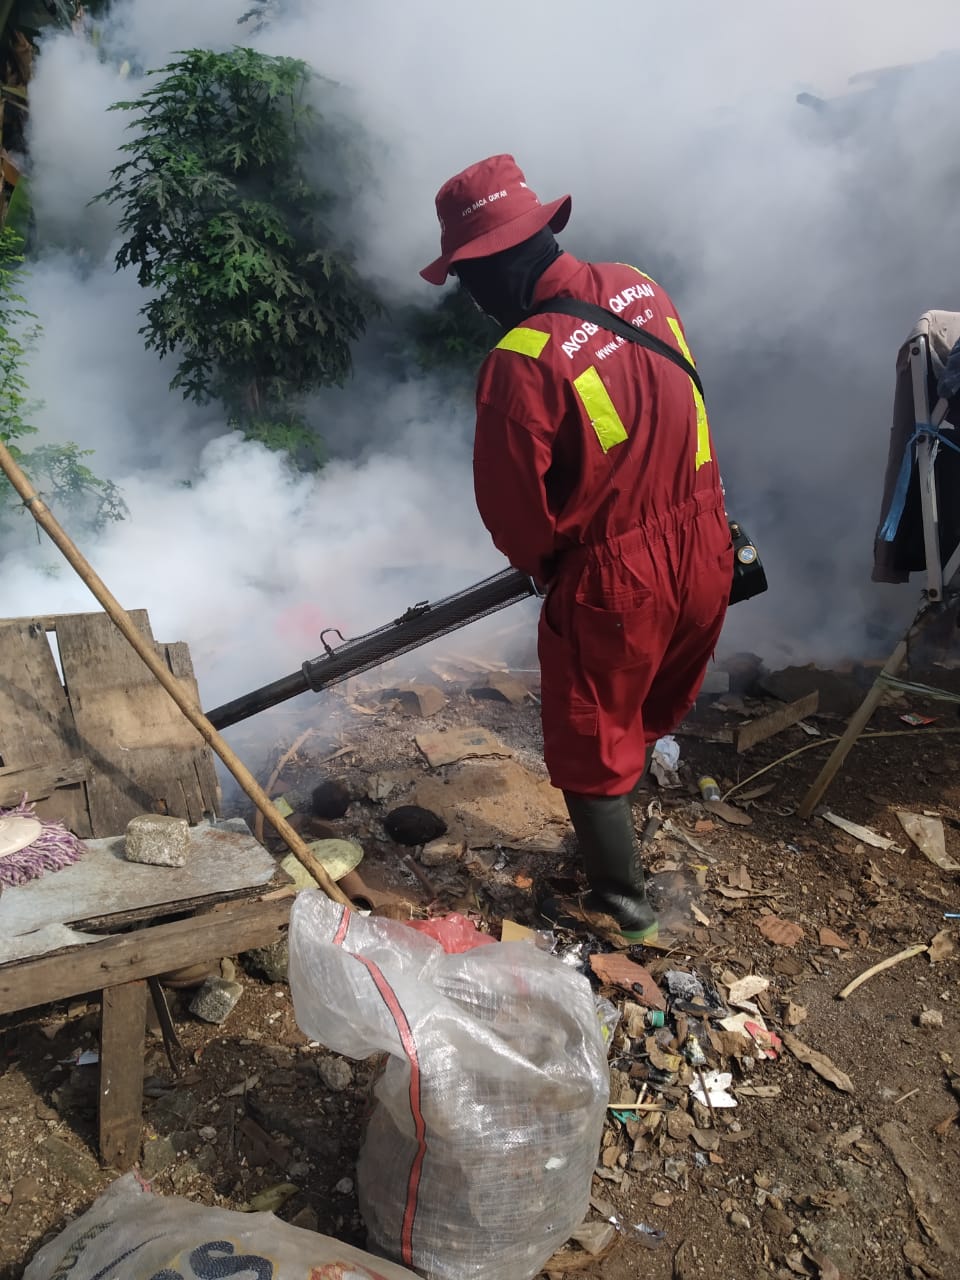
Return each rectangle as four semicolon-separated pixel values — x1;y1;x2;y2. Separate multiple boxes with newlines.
0;610;220;835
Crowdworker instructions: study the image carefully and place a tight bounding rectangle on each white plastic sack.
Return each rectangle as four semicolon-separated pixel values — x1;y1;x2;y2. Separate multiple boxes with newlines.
288;892;609;1280
22;1171;419;1280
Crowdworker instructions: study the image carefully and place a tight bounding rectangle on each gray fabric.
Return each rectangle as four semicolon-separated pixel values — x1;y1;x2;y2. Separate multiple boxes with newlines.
873;310;960;583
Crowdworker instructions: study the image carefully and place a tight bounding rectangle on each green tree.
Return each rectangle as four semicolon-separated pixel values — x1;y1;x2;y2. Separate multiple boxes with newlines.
97;47;381;465
0;226;125;537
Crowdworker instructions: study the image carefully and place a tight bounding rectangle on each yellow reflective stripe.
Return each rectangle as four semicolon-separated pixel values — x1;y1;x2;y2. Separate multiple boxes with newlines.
574;366;628;453
666;316;712;471
617;262;660;288
495;326;550;358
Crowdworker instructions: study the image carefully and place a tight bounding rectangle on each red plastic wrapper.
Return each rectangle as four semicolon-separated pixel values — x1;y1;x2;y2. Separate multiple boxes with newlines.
404;912;497;954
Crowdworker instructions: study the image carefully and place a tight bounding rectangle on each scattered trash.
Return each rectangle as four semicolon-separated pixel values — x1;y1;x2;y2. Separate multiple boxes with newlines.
414;726;510;768
59;1049;99;1066
665;970;705;1002
21;1173;420;1279
900;712;937;726
698;775;722;802
819;811;901;850
725;974;770;1007
703;798;753;827
690;1070;738;1108
782;1032;854;1093
289;891;610;1280
590;953;667;1010
895;811;960;872
405;912;497;953
651;736;681;788
837;943;929;999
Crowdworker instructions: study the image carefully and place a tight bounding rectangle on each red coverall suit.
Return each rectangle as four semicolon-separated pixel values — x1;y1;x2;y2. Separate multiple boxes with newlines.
473;251;732;796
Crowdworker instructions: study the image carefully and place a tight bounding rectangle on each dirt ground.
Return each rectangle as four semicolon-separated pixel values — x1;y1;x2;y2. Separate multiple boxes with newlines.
1;632;959;1280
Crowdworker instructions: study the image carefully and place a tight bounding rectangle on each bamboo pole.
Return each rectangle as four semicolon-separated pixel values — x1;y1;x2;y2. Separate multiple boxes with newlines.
0;440;351;909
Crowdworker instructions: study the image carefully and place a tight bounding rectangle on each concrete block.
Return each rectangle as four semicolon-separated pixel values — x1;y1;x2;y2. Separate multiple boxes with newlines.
124;814;190;867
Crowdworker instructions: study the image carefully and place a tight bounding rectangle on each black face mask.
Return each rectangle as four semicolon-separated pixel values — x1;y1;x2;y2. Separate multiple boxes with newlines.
455;228;562;329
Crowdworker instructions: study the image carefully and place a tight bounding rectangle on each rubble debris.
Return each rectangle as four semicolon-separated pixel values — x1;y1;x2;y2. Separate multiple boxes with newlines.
781;1032;853;1093
468;672;530;705
383;683;447;717
568;1220;617;1255
895;811;960;872
384;805;448;846
318;1056;353;1092
734;691;820;753
928;929;955;963
414;725;511;767
242;938;289;984
819;810;900;850
189;978;243;1025
413;758;567;852
310;778;352;819
757;915;804;947
837;943;929;999
123;813;189;867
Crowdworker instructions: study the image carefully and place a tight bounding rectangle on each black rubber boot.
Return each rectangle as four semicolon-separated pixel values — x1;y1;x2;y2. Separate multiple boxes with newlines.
562;791;658;942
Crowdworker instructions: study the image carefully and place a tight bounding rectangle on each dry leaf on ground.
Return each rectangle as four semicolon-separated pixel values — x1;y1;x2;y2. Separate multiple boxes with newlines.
758;915;805;947
782;1031;854;1093
784;1000;808;1027
818;926;850;950
588;953;667;1011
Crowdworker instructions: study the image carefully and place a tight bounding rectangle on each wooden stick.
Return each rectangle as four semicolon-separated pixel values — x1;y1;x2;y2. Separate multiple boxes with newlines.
0;441;350;908
837;943;929;1000
255;727;315;845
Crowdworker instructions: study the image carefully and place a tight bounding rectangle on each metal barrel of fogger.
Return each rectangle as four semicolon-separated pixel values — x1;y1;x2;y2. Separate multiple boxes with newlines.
205;566;536;730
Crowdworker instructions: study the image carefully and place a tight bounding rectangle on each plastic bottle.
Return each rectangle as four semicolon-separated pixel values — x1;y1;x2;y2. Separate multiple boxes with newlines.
645;1009;666;1029
698;775;721;802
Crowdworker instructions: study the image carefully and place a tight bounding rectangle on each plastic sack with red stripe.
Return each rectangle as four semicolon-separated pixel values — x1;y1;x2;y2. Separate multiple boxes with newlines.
289;892;610;1280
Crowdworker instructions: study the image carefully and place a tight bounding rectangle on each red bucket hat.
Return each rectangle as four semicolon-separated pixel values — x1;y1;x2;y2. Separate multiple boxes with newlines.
420;154;571;285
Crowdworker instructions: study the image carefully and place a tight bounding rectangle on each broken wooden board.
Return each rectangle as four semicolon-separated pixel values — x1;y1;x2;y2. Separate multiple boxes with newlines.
0;819;277;965
0;612;220;837
414;725;512;768
54;613;220;833
0;757;89;808
734;692;820;753
0;620;92;835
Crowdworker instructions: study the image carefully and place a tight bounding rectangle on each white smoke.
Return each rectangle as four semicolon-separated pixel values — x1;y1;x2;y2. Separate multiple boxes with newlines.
5;0;960;726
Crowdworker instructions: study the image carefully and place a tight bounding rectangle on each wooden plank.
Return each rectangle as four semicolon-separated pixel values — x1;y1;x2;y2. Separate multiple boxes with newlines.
54;612;219;835
0;892;293;1014
0;757;89;807
99;980;147;1170
0;621;91;835
734;692;820;754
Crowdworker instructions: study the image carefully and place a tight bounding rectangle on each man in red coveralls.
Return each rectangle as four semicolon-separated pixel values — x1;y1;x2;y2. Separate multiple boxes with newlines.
421;156;732;941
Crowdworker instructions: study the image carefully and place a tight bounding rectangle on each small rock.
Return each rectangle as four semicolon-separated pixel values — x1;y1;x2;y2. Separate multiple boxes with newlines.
311;779;352;820
189;978;243;1025
318;1056;353;1093
124;813;189;867
242;938;289;985
10;1175;41;1208
569;1220;617;1255
141;1135;177;1179
729;1210;751;1230
384;805;447;846
335;1176;354;1195
762;1205;795;1237
918;1009;944;1029
150;1089;198;1127
42;1135;100;1188
289;1206;319;1232
198;1126;218;1142
420;839;462;867
220;958;236;982
287;1160;311;1178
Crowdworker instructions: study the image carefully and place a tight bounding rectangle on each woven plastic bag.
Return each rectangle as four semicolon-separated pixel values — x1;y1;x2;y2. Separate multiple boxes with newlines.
288;891;609;1280
22;1171;419;1280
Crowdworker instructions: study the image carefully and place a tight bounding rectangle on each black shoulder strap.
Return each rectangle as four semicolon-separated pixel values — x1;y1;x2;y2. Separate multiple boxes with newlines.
530;296;704;398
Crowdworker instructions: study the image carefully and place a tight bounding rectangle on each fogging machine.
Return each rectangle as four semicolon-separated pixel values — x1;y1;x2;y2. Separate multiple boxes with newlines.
205;567;537;729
